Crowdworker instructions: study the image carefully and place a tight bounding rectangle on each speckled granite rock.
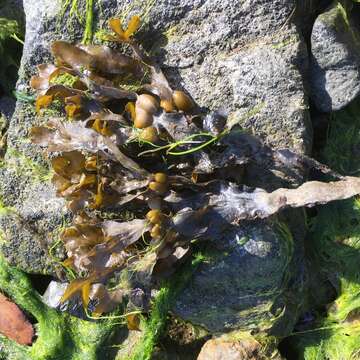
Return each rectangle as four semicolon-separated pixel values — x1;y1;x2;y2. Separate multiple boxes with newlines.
0;0;87;274
150;0;311;153
309;1;360;112
0;1;308;351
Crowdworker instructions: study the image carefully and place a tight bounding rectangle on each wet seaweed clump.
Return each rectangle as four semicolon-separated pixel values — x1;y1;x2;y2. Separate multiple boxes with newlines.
30;15;360;323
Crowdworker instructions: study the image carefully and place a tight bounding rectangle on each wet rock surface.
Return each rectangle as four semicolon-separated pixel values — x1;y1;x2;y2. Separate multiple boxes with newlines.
174;219;304;335
309;1;360;112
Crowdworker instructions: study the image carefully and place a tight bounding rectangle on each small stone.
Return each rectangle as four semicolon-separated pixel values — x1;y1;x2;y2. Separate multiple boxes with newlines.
197;336;282;360
0;292;34;345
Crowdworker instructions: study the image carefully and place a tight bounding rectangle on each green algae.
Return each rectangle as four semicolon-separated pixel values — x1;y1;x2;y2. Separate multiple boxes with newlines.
0;18;19;51
124;252;206;360
287;98;360;359
82;0;94;45
60;0;96;44
0;247;206;360
1;147;52;183
0;254;126;360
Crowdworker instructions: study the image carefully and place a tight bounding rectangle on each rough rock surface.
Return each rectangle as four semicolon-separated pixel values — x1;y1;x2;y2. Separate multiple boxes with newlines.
197;335;283;360
156;0;311;153
0;0;76;274
309;1;360;112
174;218;304;334
0;0;309;349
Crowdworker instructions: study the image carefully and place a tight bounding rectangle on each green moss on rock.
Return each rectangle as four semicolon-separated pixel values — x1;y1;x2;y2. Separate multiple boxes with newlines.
0;254;125;360
123;253;206;360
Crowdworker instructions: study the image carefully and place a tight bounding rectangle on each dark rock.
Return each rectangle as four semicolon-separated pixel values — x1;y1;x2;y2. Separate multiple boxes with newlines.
296;0;332;38
174;219;304;335
309;1;360;112
0;97;16;121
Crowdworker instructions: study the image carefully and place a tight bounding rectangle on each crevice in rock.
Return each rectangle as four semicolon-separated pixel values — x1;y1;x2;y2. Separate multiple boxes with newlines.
309;104;330;161
0;0;25;158
297;0;333;42
28;273;54;296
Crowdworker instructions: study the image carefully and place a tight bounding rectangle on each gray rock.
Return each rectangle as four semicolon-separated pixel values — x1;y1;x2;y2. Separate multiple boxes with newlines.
0;0;91;274
98;0;311;152
0;100;66;274
0;0;308;345
153;0;311;153
309;1;360;112
174;219;304;335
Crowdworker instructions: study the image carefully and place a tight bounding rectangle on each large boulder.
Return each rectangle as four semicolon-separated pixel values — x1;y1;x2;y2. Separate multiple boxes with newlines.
158;0;309;339
309;1;360;112
0;0;310;356
155;0;311;153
